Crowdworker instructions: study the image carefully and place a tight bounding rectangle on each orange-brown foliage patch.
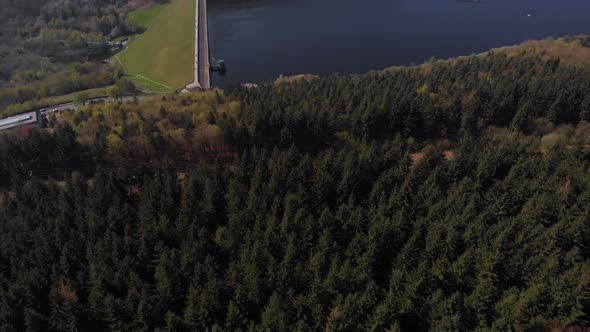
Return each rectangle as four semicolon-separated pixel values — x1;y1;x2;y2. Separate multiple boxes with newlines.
15;124;34;138
492;37;590;66
395;36;590;75
548;320;590;332
559;179;572;196
0;191;16;209
58;282;79;303
419;63;433;75
410;152;426;168
274;74;319;85
177;172;186;184
443;150;456;161
128;185;141;196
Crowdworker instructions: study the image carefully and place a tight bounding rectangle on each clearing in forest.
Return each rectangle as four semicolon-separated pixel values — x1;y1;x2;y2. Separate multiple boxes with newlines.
115;0;195;92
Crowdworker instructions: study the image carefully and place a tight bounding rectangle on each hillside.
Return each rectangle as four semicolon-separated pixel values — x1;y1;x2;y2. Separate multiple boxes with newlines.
491;36;590;66
115;0;195;92
0;0;142;116
2;39;590;331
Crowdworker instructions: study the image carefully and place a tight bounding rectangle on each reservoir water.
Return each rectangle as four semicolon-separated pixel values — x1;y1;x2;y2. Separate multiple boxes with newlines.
208;0;590;87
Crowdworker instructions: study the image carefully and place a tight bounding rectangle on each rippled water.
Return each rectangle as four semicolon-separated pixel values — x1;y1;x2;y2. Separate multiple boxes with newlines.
208;0;590;87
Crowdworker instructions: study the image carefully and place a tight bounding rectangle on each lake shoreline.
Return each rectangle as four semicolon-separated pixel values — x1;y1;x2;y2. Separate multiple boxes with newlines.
233;35;590;89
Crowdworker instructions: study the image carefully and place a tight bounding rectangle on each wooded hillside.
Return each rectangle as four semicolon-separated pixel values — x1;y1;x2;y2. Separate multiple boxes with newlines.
2;43;590;331
0;0;143;116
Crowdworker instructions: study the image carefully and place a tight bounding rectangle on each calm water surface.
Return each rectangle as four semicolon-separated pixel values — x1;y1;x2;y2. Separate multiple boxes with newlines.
208;0;590;87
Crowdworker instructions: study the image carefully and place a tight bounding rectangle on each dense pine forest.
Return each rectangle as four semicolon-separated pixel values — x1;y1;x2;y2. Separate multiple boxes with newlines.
2;40;590;331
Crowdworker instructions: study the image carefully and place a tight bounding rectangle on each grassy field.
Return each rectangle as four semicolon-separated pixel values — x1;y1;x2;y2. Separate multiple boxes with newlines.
116;0;195;91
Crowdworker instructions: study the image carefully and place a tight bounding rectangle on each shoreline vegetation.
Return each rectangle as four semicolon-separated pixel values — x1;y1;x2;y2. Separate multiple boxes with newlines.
383;36;590;73
2;35;590;119
276;36;590;86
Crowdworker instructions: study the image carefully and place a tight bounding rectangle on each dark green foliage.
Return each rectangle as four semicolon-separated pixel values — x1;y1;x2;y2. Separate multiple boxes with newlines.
2;137;590;330
2;50;590;330
229;52;590;148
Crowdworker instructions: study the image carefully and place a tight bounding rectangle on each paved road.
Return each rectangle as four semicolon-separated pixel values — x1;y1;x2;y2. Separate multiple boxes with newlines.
199;0;211;89
38;95;151;115
0;95;161;131
186;0;201;90
186;0;211;90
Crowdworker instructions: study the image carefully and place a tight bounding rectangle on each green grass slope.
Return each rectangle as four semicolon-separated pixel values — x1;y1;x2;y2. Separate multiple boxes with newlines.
116;0;195;91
